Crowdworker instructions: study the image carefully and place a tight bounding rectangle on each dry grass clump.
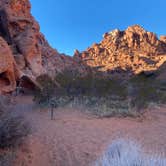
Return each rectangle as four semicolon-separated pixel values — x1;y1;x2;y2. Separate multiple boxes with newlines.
69;96;138;118
95;139;166;166
0;96;30;165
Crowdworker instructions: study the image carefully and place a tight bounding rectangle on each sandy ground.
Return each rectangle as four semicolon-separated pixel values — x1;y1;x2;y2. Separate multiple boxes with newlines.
11;95;166;166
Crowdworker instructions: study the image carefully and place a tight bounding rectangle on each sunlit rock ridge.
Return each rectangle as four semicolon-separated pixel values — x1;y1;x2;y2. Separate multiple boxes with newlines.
74;25;166;76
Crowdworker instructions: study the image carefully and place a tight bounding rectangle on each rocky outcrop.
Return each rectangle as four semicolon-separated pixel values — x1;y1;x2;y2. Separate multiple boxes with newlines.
75;25;166;76
160;36;166;44
0;0;47;93
0;0;86;93
0;1;166;93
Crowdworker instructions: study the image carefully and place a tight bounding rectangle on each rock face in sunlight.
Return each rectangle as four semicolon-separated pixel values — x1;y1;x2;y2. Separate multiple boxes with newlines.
0;0;86;93
74;25;166;77
160;36;166;44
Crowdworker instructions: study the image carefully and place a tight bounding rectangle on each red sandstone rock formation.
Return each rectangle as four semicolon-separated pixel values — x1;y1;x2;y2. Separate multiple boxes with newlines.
0;1;166;93
160;36;166;44
0;0;85;93
74;25;166;76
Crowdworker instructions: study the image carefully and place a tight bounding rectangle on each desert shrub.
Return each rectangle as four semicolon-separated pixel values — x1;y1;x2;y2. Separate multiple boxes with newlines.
68;96;138;118
56;71;94;96
0;113;30;149
86;77;127;98
0;96;11;117
0;151;15;166
56;69;127;98
50;96;74;108
34;74;57;105
0;97;30;165
48;95;138;118
33;70;141;117
0;103;4;117
34;69;166;114
129;74;166;110
155;80;166;103
95;139;166;166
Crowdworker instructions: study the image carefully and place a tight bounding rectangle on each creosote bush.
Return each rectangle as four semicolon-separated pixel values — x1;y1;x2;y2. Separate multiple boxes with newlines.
56;70;127;98
0;151;15;166
0;98;30;165
129;74;166;110
33;69;166;116
0;96;30;166
0;111;30;149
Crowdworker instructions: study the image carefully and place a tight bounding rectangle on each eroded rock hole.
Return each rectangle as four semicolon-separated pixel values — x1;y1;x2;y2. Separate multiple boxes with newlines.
0;10;12;44
0;72;10;88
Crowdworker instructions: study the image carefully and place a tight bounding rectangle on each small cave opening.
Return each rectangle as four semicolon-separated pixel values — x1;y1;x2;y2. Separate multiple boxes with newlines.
0;72;10;88
0;10;12;44
18;76;36;94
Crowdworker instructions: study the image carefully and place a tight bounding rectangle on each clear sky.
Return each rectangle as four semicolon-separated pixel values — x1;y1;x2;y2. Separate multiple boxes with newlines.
30;0;166;55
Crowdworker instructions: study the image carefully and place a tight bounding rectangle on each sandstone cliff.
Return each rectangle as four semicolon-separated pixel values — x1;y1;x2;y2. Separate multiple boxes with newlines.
0;0;85;93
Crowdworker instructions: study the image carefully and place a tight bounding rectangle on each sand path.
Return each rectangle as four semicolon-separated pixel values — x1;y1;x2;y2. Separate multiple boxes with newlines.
12;95;166;166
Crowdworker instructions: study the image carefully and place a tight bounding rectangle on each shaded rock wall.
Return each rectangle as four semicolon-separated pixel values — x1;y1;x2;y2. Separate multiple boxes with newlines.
0;0;86;93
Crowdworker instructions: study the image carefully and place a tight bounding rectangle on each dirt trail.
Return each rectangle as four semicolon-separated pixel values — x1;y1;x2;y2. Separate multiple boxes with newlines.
12;95;166;166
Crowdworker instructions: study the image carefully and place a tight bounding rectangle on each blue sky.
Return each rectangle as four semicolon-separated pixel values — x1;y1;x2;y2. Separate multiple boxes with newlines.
30;0;166;55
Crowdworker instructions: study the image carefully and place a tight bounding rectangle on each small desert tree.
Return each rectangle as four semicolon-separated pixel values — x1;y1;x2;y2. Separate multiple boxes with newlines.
34;74;57;105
